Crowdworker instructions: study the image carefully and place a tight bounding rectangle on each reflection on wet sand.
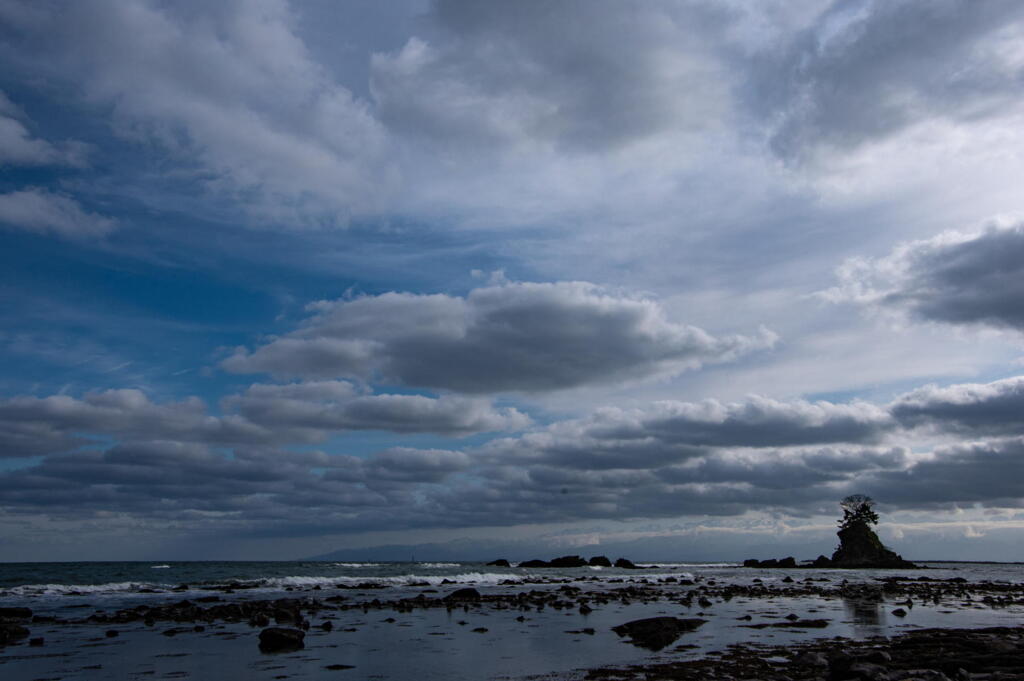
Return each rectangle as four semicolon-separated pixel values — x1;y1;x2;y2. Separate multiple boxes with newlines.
843;595;886;637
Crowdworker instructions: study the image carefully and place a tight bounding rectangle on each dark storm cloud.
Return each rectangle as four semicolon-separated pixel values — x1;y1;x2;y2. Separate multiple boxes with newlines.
754;0;1024;159
599;396;893;447
861;438;1024;509
0;441;468;517
0;389;266;457
826;221;1024;332
223;281;777;393
0;384;526;458
223;381;530;436
891;376;1024;436
660;446;909;490
480;396;893;471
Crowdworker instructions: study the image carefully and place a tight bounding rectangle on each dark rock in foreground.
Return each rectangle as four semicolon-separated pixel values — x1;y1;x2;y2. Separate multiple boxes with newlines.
258;627;305;653
0;607;32;620
0;623;30;646
443;588;481;603
611;616;706;650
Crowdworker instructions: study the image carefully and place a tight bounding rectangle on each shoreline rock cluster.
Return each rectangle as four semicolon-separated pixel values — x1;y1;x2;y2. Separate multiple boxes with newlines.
487;555;645;569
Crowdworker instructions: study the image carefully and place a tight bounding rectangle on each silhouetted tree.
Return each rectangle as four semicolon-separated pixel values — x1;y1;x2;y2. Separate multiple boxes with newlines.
838;494;879;530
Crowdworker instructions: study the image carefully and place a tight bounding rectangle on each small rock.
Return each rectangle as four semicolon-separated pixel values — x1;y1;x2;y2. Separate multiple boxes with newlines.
848;662;889;680
612;616;706;651
794;651;829;667
258;627;305;653
443;588;481;603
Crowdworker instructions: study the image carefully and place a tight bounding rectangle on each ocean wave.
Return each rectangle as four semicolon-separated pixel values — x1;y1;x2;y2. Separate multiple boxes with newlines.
150;565;171;569
328;563;382;568
418;562;461;568
7;581;162;596
268;572;521;588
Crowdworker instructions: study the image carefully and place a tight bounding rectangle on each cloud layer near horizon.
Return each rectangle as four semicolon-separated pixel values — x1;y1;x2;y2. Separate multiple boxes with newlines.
4;374;1024;538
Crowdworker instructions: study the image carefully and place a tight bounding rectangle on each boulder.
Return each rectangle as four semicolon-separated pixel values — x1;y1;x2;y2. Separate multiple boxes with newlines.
443;588;481;603
0;607;32;620
588;556;612;567
611;616;706;650
548;555;588;568
258;627;305;653
0;623;30;646
778;556;797;568
613;558;639;569
517;559;550;568
485;559;511;567
812;555;833;568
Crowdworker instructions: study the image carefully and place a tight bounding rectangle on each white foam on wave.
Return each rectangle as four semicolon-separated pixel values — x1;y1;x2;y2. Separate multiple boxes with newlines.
7;581;162;596
418;562;461;568
150;565;171;569
328;562;382;568
268;572;522;588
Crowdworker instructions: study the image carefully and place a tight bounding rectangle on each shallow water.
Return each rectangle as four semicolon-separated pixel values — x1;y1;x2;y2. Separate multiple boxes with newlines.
1;560;1022;680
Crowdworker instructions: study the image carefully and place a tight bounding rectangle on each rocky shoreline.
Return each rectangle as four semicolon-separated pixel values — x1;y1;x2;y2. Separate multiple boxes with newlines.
3;568;1024;680
567;624;1024;681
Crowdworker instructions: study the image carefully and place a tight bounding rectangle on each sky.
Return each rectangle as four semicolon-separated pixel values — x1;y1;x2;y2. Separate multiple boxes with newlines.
2;0;1024;562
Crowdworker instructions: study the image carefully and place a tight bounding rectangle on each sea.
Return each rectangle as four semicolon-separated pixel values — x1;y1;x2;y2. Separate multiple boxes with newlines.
1;560;1022;680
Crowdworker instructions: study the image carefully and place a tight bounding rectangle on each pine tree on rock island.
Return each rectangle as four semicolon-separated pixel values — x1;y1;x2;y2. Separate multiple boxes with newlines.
838;494;881;530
